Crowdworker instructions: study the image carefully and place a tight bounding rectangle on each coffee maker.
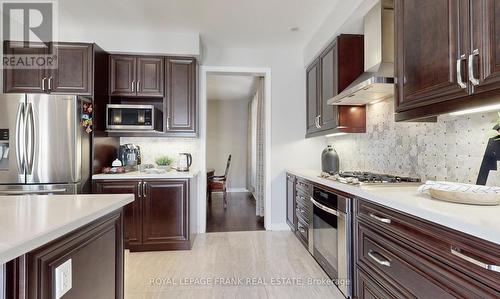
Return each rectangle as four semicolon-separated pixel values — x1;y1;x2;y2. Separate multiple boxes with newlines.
119;144;141;171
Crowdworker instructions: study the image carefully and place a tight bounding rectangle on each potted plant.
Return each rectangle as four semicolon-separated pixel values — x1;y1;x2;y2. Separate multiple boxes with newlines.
155;155;174;171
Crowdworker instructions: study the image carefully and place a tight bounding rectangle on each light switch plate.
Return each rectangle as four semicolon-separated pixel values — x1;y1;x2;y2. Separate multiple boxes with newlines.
55;259;72;299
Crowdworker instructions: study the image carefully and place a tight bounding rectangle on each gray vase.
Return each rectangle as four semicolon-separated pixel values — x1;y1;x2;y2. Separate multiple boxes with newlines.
322;145;339;174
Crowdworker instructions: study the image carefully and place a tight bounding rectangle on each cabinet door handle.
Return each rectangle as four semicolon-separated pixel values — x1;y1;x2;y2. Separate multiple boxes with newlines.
137;81;140;92
48;76;53;91
456;54;467;89
368;250;391;267
131;81;135;92
41;77;47;91
451;246;500;273
166;117;171;130
369;213;391;224
142;182;147;198
138;182;142;198
317;114;322;128
468;49;480;86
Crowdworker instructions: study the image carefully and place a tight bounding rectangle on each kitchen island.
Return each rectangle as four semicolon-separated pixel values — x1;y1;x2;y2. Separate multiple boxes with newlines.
0;194;133;299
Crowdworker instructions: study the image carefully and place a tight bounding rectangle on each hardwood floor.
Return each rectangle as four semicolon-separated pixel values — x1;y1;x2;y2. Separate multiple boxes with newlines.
206;192;265;233
125;231;344;299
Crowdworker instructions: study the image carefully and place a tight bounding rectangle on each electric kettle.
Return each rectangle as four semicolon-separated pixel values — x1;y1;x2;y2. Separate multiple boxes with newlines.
177;153;192;172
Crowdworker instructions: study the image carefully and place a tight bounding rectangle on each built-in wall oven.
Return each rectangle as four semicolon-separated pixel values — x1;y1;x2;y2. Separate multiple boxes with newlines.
309;186;352;298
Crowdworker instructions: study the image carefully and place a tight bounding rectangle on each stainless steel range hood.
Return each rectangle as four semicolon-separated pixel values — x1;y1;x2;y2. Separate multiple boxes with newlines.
328;0;394;106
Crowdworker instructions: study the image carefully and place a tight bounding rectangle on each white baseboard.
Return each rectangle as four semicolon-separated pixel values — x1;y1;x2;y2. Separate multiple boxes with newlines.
227;188;249;193
266;223;291;231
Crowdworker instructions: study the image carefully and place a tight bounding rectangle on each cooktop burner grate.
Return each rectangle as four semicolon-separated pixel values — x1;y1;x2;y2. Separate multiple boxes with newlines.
321;171;421;185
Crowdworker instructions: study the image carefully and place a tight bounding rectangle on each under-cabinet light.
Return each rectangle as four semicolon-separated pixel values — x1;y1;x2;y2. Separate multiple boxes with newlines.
449;103;500;116
325;133;348;138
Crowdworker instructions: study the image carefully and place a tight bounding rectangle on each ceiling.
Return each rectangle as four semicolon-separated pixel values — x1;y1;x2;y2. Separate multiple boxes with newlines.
59;0;339;48
207;75;259;101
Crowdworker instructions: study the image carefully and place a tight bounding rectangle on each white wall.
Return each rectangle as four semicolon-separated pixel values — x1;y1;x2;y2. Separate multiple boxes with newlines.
303;0;377;65
207;99;249;190
202;46;325;226
58;3;200;56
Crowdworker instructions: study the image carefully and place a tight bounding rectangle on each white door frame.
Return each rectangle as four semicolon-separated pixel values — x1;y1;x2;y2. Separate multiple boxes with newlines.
198;66;272;233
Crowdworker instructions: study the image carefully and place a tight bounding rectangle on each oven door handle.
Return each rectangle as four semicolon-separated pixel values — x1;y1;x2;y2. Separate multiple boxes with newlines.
310;197;341;217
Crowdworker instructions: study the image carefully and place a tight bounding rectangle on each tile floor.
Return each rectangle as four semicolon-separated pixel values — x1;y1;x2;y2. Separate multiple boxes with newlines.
125;231;345;299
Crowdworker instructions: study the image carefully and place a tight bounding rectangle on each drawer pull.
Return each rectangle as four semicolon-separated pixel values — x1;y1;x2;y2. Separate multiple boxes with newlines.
368;250;391;267
451;247;500;273
369;213;391;224
298;226;306;234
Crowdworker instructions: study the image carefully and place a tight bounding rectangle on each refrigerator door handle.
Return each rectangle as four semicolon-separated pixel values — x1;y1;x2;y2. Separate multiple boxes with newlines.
15;102;25;174
0;188;67;195
25;103;35;175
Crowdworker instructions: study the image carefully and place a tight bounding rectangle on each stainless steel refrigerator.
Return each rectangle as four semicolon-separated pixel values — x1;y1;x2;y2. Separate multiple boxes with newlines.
0;94;91;195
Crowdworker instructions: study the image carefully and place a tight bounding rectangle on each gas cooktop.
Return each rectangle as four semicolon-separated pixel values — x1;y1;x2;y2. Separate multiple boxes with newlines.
320;171;421;185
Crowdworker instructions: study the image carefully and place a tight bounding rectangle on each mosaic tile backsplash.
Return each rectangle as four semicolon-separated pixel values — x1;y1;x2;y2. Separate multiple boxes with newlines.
120;137;200;171
326;99;500;185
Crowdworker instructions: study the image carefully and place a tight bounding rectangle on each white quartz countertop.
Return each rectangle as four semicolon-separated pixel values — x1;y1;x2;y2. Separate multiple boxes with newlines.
0;194;134;264
287;169;500;246
92;170;199;180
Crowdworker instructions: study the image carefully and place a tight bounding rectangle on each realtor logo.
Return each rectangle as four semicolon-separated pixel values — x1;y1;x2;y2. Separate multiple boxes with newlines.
1;0;58;69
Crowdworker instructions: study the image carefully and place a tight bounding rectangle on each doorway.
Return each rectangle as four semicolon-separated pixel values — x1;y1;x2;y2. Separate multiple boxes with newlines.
205;74;264;232
199;67;272;233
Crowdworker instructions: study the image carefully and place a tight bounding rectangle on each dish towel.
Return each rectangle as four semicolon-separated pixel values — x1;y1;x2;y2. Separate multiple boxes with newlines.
418;181;500;194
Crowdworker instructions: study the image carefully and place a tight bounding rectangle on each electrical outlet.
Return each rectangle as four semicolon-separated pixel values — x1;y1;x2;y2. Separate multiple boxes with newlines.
55;259;72;299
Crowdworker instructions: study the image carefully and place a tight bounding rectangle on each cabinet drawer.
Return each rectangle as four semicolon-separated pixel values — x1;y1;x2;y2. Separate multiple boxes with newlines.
356;199;500;292
355;267;401;299
295;191;310;209
295;204;310;225
358;223;455;298
295;178;311;194
296;218;309;246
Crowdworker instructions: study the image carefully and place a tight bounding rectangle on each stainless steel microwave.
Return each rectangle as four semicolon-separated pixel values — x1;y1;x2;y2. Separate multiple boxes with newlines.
106;104;163;132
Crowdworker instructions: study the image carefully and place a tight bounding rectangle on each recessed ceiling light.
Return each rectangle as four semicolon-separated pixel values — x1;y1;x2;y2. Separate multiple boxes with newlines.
290;27;299;32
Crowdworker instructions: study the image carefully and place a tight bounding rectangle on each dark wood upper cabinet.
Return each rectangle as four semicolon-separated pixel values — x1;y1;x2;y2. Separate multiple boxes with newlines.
3;41;50;93
395;0;469;113
50;43;93;94
93;180;142;247
4;41;94;95
306;59;321;135
166;58;197;134
109;55;164;98
109;55;137;96
320;43;339;131
469;0;500;94
137;56;164;97
306;34;365;138
395;0;500;121
142;180;189;247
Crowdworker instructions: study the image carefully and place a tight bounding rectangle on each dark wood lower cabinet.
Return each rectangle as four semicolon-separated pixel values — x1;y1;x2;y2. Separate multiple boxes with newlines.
6;211;123;299
93;180;142;247
285;174;312;249
140;180;190;251
354;199;500;298
93;178;193;252
286;173;296;231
